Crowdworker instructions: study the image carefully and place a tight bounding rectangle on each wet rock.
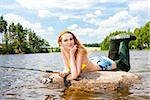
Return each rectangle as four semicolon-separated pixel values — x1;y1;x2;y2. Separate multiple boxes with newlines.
40;72;65;88
41;71;141;92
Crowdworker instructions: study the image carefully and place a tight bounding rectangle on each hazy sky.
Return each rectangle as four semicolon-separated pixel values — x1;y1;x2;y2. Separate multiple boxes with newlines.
0;0;149;46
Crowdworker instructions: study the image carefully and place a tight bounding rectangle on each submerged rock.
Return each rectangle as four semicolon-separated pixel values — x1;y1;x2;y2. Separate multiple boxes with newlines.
40;71;141;92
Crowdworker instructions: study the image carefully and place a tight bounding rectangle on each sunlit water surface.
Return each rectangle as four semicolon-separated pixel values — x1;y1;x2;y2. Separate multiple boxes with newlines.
0;50;149;100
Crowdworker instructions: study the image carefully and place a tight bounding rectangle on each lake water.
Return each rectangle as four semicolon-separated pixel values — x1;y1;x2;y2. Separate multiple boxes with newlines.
0;50;150;100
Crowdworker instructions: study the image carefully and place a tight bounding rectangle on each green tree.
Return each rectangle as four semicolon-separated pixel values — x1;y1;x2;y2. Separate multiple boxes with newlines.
0;16;8;53
0;16;52;54
142;21;150;48
133;21;150;49
100;31;128;50
0;16;7;45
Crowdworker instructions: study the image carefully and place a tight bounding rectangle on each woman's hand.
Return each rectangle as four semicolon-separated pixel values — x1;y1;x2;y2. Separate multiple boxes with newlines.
70;45;77;56
59;71;70;78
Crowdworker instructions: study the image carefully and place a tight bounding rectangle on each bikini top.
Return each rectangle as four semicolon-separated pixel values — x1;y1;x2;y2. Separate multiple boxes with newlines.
66;55;89;71
68;63;86;71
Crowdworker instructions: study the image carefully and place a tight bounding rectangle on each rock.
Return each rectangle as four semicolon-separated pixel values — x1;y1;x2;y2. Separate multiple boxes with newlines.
41;71;141;92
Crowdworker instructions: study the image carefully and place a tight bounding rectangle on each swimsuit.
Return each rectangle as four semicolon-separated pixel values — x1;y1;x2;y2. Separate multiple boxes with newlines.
68;63;86;71
67;56;113;71
66;54;87;71
81;64;86;70
89;56;113;70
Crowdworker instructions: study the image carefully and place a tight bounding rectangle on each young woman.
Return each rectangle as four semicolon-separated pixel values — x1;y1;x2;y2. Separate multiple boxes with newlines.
57;31;136;81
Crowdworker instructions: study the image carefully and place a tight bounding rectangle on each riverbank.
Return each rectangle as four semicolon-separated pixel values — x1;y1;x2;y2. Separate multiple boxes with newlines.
85;47;100;52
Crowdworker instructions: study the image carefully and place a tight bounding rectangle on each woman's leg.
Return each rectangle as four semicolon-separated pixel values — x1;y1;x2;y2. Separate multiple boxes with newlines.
108;40;120;60
108;34;136;72
115;41;130;72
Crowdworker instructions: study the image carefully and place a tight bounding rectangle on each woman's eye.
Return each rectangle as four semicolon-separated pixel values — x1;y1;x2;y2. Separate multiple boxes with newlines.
64;39;68;42
70;38;73;40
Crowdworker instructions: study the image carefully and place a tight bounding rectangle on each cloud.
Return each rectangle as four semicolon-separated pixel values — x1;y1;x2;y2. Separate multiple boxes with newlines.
67;24;97;37
66;10;140;43
94;10;102;16
4;13;45;34
3;13;55;42
48;26;54;32
2;0;147;46
48;26;54;36
82;9;102;25
38;10;53;18
16;0;95;10
98;0;136;3
0;3;20;10
14;0;143;44
33;1;101;22
67;24;79;30
59;15;69;21
97;11;139;27
84;10;140;32
38;9;82;22
85;10;102;18
66;24;97;43
129;0;150;12
3;13;56;44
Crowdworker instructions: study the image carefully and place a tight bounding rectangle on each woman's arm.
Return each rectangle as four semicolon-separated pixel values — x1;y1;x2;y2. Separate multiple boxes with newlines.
59;46;70;77
68;45;78;79
76;52;83;76
69;52;78;79
68;45;83;80
61;51;70;73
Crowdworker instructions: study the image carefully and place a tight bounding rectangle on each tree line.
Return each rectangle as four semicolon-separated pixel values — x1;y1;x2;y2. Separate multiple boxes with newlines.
0;16;50;54
83;43;100;47
100;21;150;50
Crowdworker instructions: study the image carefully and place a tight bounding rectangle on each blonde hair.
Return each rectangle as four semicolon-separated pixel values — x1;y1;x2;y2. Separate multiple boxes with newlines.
57;31;87;58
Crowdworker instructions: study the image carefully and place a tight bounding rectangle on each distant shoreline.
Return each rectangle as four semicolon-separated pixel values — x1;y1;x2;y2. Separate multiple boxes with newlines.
85;47;100;52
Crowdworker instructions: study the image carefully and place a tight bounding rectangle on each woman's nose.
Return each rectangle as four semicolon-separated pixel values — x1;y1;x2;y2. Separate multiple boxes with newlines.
68;40;72;44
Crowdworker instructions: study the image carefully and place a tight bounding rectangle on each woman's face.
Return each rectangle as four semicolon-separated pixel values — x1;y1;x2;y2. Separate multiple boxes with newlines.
61;33;75;50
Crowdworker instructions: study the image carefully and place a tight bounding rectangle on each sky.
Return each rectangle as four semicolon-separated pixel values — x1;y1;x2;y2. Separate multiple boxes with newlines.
0;0;149;47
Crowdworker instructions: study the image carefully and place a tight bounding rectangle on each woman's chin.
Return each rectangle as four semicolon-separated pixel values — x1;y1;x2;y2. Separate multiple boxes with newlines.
68;48;72;51
66;47;73;50
64;47;71;51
